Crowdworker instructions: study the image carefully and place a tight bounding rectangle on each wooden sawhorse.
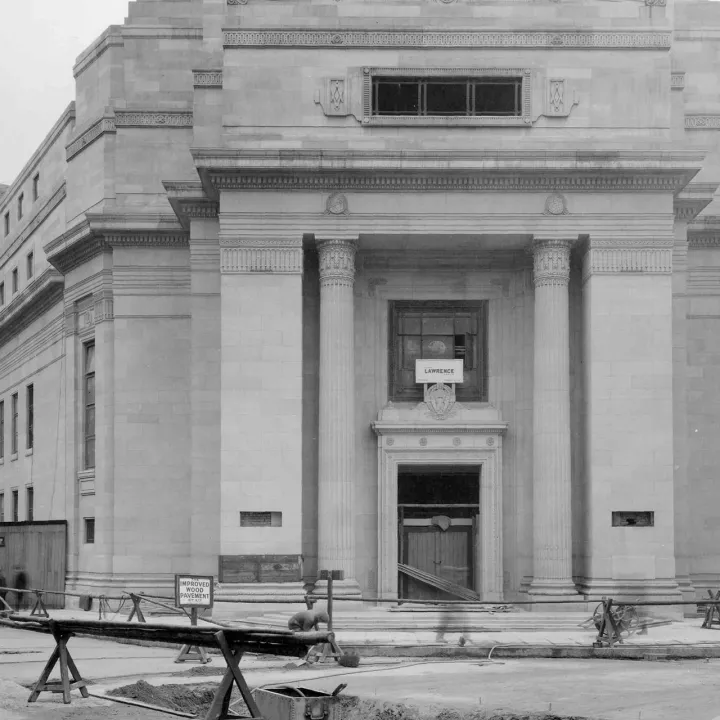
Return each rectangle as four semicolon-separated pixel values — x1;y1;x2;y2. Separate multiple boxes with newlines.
28;620;88;704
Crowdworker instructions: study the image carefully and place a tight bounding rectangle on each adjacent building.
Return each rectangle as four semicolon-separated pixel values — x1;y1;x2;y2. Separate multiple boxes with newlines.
1;0;720;610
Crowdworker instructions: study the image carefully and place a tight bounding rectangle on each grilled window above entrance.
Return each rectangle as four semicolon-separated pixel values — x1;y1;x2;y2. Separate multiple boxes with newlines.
372;76;523;117
389;300;488;402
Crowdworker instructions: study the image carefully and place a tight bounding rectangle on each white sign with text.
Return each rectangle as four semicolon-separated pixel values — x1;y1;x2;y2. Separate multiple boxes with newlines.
175;575;214;608
415;359;464;384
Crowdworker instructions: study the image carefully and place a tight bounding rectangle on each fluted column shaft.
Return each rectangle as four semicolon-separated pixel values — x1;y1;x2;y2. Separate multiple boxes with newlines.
317;238;359;591
530;238;577;596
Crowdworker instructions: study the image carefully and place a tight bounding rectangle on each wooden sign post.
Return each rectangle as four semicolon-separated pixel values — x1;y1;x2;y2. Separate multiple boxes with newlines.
174;574;214;664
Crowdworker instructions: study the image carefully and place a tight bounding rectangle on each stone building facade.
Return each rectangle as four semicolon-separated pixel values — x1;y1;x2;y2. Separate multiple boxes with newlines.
1;0;720;608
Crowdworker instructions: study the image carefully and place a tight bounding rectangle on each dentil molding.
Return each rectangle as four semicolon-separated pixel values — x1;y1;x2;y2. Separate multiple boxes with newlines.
223;30;671;50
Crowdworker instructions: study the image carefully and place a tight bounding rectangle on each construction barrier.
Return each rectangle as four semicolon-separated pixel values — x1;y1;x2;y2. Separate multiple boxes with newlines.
0;614;332;720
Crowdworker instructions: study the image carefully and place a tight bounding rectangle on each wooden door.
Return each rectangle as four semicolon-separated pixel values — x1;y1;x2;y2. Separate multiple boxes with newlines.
0;522;67;608
401;523;474;600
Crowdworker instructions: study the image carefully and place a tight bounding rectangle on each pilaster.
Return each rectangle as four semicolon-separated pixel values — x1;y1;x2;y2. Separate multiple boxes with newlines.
578;236;680;603
528;237;578;600
218;231;306;602
316;237;362;597
671;225;694;608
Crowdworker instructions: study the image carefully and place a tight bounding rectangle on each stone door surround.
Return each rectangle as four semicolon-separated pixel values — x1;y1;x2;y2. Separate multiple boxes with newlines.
373;411;507;602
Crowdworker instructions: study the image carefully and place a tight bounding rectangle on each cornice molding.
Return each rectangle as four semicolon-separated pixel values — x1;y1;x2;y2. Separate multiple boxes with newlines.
222;29;671;50
0;183;66;266
0;103;75;215
114;110;193;128
220;239;303;274
0;269;64;346
73;26;124;78
194;149;702;194
44;214;189;275
686;115;720;130
193;69;223;88
66;114;117;161
209;172;692;194
163;181;218;229
674;181;718;222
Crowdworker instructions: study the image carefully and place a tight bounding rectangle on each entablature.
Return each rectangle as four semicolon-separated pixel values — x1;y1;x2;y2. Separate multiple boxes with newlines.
44;213;188;275
193;149;704;195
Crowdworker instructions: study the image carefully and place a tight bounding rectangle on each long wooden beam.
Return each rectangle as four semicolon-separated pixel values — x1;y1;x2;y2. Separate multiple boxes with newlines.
0;615;332;656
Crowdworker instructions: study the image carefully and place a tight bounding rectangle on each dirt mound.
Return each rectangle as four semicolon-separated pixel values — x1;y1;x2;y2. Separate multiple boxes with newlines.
107;680;248;715
335;698;592;720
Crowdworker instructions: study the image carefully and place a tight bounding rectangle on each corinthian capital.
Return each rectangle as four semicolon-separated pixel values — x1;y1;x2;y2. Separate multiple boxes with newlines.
532;238;573;288
316;237;358;287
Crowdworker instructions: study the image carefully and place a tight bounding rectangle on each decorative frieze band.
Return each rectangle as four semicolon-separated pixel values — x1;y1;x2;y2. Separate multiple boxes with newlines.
582;245;673;282
114;111;193;128
211;172;687;194
193;70;223;88
66;116;116;160
220;239;303;274
532;239;571;288
685;116;720;130
223;30;671;50
317;238;358;287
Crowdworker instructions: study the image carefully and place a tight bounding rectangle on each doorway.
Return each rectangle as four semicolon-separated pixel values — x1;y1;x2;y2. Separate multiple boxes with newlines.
398;465;480;600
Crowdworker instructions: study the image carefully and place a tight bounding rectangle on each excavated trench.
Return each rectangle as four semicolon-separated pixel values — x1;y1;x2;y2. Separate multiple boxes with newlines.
108;679;596;720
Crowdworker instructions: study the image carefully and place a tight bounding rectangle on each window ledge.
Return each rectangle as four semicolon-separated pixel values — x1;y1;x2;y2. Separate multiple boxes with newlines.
10;453;18;462
25;448;33;457
77;469;95;481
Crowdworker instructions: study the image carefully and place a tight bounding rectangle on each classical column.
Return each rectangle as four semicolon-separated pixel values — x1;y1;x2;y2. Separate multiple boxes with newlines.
529;237;578;598
316;237;361;596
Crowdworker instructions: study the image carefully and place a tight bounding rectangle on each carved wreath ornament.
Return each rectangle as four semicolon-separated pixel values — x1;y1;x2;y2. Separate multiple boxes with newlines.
325;193;349;215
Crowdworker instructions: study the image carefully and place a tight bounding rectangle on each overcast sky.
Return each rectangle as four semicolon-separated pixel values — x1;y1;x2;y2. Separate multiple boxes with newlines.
0;0;131;184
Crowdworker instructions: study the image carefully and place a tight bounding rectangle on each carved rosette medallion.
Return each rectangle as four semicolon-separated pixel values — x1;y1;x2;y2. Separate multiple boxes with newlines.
317;238;357;287
325;193;349;216
419;437;428;447
532;239;572;288
452;437;461;447
543;193;568;216
486;437;495;447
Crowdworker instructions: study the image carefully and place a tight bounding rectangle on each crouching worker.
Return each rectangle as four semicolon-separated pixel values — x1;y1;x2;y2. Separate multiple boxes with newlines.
287;609;330;632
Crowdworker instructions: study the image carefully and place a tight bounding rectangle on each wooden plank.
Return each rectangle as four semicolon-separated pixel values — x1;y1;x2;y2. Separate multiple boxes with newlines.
219;554;301;584
398;563;481;602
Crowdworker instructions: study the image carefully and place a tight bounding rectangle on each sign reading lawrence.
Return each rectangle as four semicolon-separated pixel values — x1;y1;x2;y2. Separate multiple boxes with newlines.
175;574;214;608
415;359;464;384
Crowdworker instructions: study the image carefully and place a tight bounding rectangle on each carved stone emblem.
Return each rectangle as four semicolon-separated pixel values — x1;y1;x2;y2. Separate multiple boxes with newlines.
544;193;568;216
425;383;457;421
325;193;349;215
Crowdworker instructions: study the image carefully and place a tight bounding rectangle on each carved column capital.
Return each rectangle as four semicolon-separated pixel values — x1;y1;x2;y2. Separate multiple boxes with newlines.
316;237;358;287
532;238;573;288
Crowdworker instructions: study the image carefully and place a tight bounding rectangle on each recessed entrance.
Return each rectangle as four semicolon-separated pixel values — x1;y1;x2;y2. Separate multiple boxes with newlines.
398;464;480;600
